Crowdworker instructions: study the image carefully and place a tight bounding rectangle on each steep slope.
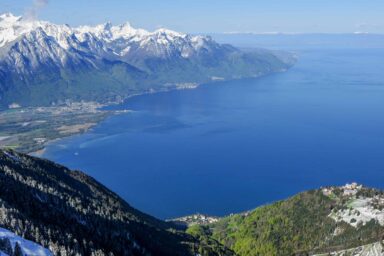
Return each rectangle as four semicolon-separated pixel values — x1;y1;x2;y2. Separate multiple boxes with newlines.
188;184;384;256
0;149;232;256
0;13;295;108
0;14;147;106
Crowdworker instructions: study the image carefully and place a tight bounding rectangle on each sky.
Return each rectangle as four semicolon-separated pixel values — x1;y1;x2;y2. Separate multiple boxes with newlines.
1;0;384;34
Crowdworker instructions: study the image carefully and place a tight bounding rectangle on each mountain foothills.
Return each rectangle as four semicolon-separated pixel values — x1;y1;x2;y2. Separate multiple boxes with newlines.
0;13;295;108
1;149;384;256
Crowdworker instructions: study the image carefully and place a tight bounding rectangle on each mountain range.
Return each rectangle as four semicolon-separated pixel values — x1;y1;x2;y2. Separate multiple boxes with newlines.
0;13;295;108
1;149;384;256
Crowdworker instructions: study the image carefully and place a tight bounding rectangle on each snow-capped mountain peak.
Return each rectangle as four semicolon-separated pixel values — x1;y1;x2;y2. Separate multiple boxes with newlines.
76;21;146;42
0;12;234;88
75;21;186;45
110;22;143;38
0;12;294;108
0;13;73;49
153;27;185;37
0;12;212;57
0;13;28;47
0;13;22;22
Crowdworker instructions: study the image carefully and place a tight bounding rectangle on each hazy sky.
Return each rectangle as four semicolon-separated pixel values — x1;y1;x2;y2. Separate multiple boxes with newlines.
1;0;384;34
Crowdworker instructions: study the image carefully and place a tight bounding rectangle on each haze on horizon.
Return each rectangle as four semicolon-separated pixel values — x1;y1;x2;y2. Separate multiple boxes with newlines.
1;0;383;34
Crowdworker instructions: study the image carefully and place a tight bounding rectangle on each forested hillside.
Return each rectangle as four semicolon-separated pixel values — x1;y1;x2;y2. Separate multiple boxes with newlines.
188;184;384;255
0;149;231;255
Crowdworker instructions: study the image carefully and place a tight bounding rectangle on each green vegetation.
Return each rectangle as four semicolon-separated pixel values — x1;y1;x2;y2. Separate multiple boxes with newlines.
1;63;148;108
188;188;384;256
0;48;294;109
201;190;337;255
186;225;234;256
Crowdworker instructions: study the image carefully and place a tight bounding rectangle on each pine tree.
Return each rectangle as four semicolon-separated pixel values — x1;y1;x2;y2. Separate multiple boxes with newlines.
13;242;24;256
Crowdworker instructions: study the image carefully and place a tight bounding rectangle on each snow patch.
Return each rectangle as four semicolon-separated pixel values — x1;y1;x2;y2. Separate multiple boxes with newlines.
330;197;384;227
0;227;53;256
325;183;384;228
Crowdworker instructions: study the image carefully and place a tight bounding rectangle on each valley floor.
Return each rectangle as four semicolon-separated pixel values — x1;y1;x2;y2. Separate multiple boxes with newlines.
0;102;129;153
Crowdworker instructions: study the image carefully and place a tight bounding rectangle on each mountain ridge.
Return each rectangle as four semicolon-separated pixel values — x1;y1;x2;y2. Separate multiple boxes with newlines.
0;13;296;108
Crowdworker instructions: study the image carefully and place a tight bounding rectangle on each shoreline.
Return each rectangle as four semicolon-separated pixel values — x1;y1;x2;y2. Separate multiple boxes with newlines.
22;71;289;157
26;87;200;156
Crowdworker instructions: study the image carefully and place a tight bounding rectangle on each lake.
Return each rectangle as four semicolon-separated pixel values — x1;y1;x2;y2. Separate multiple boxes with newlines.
43;47;384;219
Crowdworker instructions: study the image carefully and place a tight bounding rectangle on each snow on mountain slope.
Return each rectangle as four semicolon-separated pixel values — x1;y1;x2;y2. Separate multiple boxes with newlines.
0;227;52;256
0;13;100;77
0;12;233;80
0;12;295;108
0;13;71;49
0;12;221;60
0;13;26;47
325;183;384;228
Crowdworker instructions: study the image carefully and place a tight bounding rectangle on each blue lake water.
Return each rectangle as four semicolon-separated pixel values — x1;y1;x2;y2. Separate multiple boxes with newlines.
43;48;384;219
